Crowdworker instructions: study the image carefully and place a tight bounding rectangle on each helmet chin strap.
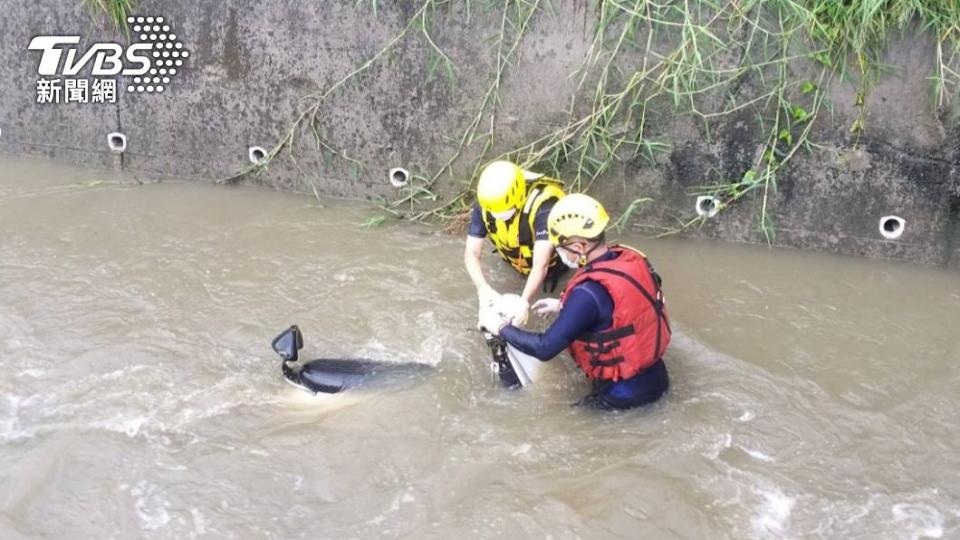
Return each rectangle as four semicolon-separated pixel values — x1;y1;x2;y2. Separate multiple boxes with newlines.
577;239;603;267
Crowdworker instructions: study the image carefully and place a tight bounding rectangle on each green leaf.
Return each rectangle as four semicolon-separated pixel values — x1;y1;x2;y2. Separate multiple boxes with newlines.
360;215;387;229
792;105;810;122
800;81;817;94
444;59;456;91
778;128;793;145
426;53;442;83
813;52;832;67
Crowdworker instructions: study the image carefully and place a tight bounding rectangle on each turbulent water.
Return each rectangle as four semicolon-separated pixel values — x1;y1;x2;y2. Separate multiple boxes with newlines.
1;155;958;539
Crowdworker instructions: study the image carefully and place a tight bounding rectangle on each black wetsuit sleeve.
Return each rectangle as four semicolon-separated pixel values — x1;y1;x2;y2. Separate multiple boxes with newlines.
499;284;604;360
467;203;487;238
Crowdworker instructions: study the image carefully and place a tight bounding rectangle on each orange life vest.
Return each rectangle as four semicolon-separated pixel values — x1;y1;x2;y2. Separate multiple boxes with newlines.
560;245;671;381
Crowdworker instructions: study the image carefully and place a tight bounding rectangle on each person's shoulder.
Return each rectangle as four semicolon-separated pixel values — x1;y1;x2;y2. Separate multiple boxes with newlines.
576;278;609;293
536;197;557;214
467;203;487;237
570;278;611;301
570;278;610;300
533;196;557;223
564;279;611;316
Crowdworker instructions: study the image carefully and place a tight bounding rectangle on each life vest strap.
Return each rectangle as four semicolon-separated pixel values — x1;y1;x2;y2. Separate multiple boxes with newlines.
579;324;635;343
497;246;522;258
483;211;498;235
517;189;559;248
583;341;621;355
590;356;625;367
583;265;670;368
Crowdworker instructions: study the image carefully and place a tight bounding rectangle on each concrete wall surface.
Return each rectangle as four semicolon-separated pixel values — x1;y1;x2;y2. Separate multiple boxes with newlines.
1;1;958;268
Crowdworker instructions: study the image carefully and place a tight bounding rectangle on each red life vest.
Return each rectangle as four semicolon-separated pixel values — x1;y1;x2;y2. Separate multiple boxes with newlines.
560;245;671;381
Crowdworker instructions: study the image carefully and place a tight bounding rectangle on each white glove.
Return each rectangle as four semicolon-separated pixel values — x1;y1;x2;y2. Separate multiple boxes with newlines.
496;293;529;327
531;297;562;317
479;305;508;335
476;285;500;330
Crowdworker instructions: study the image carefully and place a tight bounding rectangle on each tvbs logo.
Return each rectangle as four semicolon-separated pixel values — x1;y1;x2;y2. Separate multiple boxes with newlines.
29;36;152;76
29;15;188;103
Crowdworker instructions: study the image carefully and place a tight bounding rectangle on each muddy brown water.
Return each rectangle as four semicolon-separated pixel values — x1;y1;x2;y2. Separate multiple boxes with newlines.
1;155;958;539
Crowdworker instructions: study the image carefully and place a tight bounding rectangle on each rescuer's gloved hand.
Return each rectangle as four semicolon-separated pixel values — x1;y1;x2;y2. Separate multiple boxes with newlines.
476;285;500;330
531;297;562;317
479;307;508;336
497;294;529;327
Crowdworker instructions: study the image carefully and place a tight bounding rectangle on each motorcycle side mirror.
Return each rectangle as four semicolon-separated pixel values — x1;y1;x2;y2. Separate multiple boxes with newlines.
271;325;303;362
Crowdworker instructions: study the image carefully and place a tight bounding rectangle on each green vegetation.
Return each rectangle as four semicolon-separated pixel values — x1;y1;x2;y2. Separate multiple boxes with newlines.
234;0;960;238
359;215;388;228
83;0;138;35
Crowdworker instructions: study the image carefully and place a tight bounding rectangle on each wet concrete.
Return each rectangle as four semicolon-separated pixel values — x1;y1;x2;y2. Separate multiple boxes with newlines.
0;2;958;268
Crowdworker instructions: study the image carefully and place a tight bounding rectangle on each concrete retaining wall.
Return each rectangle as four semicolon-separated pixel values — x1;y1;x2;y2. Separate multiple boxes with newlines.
1;0;958;268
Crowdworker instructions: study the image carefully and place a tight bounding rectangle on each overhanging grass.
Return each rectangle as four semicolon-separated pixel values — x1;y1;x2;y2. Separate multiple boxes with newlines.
83;0;138;35
229;1;960;237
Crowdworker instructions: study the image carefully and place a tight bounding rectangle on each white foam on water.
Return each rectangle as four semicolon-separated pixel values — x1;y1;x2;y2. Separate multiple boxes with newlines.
701;432;733;459
0;399;40;443
100;364;149;382
93;414;150;438
190;508;208;536
0;415;15;440
389;489;416;512
737;410;755;422
277;387;366;415
511;443;532;456
741;446;775;463
164;375;271;431
891;503;944;540
131;480;172;531
1;395;23;441
417;329;446;367
750;487;795;537
366;488;416;527
354;338;391;361
17;369;45;378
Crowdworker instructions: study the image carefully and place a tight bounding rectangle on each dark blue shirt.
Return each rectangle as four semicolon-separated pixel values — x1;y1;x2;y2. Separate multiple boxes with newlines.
499;249;670;408
467;202;554;242
499;251;619;359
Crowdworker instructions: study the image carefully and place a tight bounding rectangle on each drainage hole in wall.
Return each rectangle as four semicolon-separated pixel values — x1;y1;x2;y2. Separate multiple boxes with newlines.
248;146;267;165
389;167;410;188
879;215;905;240
695;196;719;218
107;132;127;153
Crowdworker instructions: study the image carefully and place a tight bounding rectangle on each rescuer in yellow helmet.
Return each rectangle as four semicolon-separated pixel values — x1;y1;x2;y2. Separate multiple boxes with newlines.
479;194;672;410
464;160;566;328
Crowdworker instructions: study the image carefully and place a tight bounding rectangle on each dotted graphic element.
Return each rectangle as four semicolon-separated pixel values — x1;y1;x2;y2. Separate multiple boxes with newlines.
125;15;189;94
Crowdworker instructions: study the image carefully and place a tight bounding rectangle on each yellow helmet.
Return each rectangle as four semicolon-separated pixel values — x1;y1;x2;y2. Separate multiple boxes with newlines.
547;193;610;245
476;161;526;215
